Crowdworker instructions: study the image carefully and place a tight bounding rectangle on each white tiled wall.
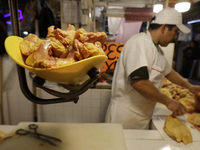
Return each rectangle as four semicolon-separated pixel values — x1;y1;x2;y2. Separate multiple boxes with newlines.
37;88;111;123
0;56;111;125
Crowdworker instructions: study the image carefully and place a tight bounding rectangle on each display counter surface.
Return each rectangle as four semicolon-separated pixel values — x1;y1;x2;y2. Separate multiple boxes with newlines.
1;104;200;150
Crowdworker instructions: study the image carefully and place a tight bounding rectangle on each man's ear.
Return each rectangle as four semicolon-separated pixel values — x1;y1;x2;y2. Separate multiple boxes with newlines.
160;24;167;34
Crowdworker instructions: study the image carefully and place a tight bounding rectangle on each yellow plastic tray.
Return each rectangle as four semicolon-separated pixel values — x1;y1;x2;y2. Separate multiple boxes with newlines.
5;36;107;84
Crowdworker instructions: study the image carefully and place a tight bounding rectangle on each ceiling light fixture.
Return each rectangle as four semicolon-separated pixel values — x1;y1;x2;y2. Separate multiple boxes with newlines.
175;0;191;13
153;0;163;13
153;4;163;13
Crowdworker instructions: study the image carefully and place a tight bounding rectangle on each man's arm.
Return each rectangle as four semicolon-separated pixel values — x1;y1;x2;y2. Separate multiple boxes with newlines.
131;79;186;116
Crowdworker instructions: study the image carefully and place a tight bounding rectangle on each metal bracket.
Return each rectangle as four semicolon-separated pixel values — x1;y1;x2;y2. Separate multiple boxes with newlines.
17;65;99;104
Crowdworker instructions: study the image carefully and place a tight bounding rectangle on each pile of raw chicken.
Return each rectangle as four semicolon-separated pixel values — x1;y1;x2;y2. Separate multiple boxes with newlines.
161;77;200;144
19;24;107;68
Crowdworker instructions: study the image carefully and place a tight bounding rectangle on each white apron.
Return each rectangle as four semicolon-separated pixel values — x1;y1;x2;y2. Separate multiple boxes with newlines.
105;31;172;129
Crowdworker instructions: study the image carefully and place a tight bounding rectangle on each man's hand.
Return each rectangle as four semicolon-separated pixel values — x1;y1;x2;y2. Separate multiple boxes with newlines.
188;85;200;95
166;99;187;116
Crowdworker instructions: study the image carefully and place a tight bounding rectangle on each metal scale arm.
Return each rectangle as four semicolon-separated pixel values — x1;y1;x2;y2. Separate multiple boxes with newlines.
9;0;99;104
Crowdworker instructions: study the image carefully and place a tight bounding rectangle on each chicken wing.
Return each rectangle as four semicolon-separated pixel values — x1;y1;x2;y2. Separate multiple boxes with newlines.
19;33;42;56
47;25;75;47
74;28;107;46
47;25;75;58
74;39;105;60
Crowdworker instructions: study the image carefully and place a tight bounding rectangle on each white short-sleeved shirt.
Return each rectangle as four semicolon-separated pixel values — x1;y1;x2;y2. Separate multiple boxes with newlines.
105;31;172;129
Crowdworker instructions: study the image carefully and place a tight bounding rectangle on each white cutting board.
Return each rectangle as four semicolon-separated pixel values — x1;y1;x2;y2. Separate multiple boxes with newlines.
0;122;127;150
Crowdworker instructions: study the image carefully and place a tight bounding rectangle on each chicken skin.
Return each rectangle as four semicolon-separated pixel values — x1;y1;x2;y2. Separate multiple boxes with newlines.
46;25;75;58
163;115;192;144
74;39;105;60
19;33;42;56
74;28;107;46
187;113;200;126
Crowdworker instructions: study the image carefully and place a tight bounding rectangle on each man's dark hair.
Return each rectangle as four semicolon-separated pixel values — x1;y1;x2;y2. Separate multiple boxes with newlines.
148;24;176;31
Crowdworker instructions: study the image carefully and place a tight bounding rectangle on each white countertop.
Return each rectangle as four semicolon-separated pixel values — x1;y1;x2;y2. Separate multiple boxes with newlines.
1;103;200;150
123;103;200;150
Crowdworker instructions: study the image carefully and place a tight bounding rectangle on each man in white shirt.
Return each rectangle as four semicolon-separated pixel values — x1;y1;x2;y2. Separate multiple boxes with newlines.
105;8;200;129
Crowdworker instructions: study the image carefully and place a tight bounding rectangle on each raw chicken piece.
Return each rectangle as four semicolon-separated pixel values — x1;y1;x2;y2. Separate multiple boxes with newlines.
46;25;75;58
47;25;75;47
55;49;77;67
19;34;42;56
161;77;194;101
27;39;77;68
49;37;68;58
179;97;196;112
0;130;4;142
187;113;200;126
94;41;106;55
33;40;57;68
74;28;107;46
161;88;172;98
163;115;192;144
74;39;105;60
